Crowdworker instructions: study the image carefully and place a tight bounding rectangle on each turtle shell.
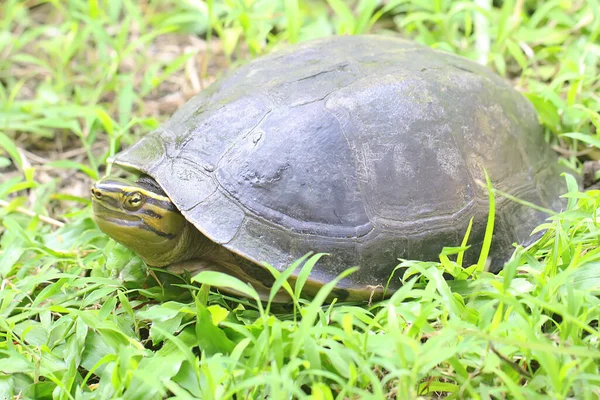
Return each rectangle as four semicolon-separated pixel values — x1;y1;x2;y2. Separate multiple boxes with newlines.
112;35;565;292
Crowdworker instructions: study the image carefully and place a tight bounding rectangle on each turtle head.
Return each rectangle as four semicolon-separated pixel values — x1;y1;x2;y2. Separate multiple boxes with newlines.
91;176;196;266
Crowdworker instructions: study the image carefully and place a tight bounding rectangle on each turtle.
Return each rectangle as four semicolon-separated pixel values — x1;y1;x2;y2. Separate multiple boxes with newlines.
91;34;566;302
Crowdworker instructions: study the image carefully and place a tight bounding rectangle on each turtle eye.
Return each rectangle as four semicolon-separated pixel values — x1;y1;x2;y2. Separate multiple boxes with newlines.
124;192;145;210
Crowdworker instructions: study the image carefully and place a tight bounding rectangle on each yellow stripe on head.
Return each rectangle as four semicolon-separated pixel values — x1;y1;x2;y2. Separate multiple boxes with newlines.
91;176;189;266
94;182;172;203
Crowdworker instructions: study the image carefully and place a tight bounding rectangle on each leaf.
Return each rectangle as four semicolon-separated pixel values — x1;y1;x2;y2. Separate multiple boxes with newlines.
94;108;116;136
0;353;35;374
505;38;528;70
561;132;600;149
192;271;260;302
291;267;358;358
303;336;322;370
311;382;335;400
152;52;197;89
194;301;235;356
0;131;22;169
294;252;327;298
2;216;35;246
284;0;301;43
207;305;229;325
265;252;311;306
46;159;98;179
564;261;600;294
477;169;495;272
524;93;561;132
0;231;25;278
326;0;355;33
574;105;600;132
221;27;242;57
457;217;474;266
354;0;379;34
0;156;11;168
562;173;580;211
103;241;147;282
118;74;135;125
0;375;15;399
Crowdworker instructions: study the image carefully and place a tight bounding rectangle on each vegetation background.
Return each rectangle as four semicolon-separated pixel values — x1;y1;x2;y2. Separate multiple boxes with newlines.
1;0;599;398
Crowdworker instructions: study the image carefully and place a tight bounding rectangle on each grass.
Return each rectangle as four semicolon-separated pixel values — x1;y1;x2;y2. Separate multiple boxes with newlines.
1;0;600;398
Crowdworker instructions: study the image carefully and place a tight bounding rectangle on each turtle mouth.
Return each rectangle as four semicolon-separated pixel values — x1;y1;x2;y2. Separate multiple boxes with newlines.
92;197;178;242
91;199;150;243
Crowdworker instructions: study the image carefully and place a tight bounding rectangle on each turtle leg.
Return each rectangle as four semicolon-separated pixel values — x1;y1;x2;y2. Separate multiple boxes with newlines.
168;248;390;303
167;249;291;303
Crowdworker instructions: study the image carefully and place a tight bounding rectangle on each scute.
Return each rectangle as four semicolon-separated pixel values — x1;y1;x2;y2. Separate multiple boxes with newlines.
216;101;370;235
112;35;565;292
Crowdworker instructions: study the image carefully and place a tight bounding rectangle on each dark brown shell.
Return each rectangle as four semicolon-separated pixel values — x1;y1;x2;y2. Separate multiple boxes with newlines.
112;35;565;292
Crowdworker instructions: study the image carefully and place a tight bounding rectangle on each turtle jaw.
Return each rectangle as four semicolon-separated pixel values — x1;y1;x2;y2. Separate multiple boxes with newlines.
91;177;190;267
92;200;172;258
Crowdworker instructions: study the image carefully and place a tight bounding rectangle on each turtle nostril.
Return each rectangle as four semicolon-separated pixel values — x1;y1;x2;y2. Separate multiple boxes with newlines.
91;188;102;199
